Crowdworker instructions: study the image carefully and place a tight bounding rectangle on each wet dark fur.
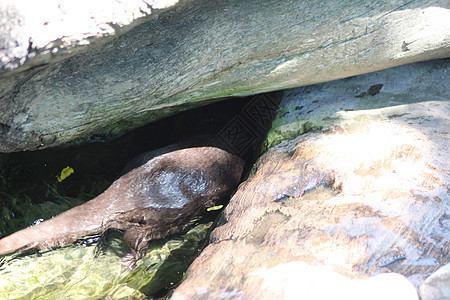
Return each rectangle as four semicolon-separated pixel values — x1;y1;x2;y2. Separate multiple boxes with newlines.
0;146;244;267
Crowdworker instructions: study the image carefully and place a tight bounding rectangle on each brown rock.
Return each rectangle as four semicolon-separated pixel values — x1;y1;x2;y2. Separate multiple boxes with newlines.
172;64;449;299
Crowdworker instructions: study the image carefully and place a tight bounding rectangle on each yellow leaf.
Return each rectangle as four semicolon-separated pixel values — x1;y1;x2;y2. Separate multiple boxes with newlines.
57;166;74;182
206;205;223;212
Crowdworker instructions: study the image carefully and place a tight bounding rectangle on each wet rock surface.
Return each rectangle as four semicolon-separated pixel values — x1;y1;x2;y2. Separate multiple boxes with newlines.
172;60;449;299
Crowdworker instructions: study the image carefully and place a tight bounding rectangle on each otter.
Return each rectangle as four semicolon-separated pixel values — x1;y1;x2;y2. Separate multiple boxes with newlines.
0;146;244;269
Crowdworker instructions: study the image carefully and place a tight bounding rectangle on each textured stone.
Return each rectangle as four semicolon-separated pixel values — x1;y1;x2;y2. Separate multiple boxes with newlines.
172;59;449;299
419;263;450;300
1;0;449;152
0;0;182;74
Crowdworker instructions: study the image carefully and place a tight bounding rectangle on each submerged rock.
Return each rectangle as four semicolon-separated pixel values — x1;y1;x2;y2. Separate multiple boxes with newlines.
172;59;449;299
0;222;213;299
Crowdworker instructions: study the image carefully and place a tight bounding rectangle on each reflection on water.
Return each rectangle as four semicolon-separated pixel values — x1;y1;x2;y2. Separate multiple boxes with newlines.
0;222;213;299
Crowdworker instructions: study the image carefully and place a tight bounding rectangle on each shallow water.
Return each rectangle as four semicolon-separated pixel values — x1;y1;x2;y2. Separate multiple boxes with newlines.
0;96;249;237
0;222;213;299
0;96;253;298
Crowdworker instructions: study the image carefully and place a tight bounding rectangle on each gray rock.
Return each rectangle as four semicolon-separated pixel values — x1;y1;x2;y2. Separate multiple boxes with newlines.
1;0;449;152
0;0;183;74
419;263;450;300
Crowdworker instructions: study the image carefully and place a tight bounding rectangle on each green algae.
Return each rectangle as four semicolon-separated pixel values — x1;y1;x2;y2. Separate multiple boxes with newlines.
0;222;213;299
261;81;439;149
266;118;329;149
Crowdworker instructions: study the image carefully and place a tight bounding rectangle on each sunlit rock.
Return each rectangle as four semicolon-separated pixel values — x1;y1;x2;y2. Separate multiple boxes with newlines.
1;0;449;152
172;59;449;299
0;0;181;74
419;263;450;300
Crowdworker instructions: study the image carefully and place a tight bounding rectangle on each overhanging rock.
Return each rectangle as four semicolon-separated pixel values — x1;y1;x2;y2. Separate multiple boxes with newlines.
0;0;184;74
0;0;449;152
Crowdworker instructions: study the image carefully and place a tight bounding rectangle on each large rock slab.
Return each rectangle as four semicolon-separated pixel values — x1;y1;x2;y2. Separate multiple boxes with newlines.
0;0;183;74
172;59;449;299
1;0;449;152
419;263;450;300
